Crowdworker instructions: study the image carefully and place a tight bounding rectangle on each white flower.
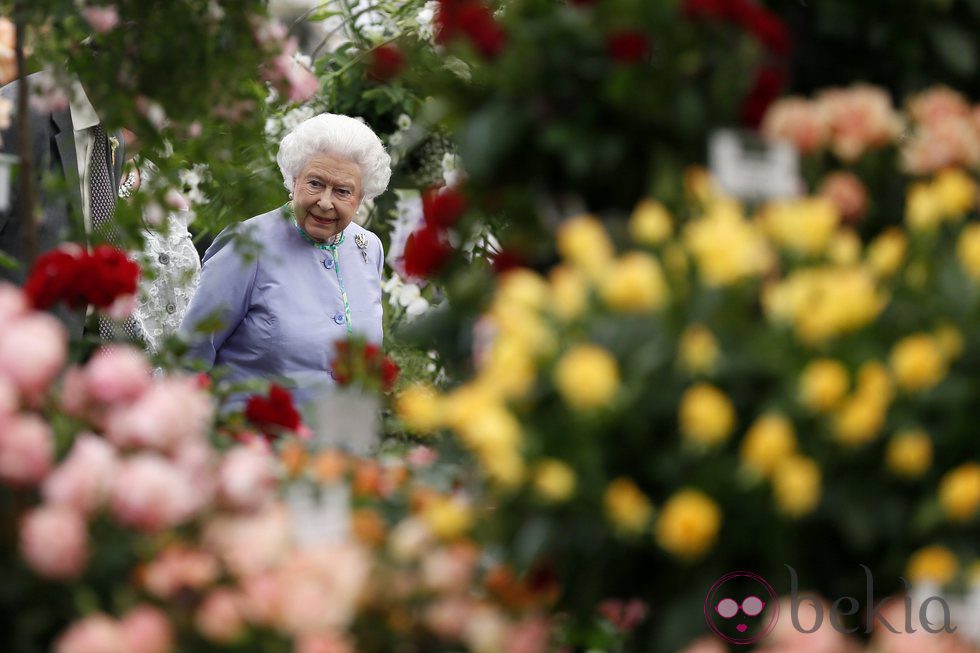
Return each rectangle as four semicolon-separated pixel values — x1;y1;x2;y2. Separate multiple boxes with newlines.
389;131;403;146
417;1;437;41
397;114;412;131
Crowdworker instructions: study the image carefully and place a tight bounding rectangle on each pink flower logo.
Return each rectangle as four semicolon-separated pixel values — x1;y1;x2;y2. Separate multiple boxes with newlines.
704;571;779;645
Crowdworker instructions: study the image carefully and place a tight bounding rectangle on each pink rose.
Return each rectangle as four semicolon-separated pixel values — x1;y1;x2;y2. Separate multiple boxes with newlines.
109;454;199;531
0;375;17;420
294;631;355;653
907;86;971;125
217;446;277;512
425;596;473;640
901;118;980;175
54;614;125;653
60;366;92;418
42;434;118;515
421;543;478;593
0;282;28;329
817;85;902;162
677;636;728;653
106;293;137;321
195;589;246;644
597;597;648;632
84;345;151;404
0;313;67;400
20;504;88;580
758;597;858;653
142;545;220;599
204;507;290;578
119;605;174;653
239;572;283;627
505;617;551;653
406;445;438;468
0;413;54;487
81;6;120;34
818;171;869;224
105;377;213;452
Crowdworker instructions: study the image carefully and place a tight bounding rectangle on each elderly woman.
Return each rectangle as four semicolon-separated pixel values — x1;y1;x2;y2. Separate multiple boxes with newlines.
180;113;391;406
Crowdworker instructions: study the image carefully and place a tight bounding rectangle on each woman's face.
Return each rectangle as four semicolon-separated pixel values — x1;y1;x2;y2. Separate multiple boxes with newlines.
291;153;363;243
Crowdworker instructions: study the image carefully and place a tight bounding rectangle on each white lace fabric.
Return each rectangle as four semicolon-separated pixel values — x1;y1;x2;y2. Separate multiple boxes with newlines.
133;209;201;352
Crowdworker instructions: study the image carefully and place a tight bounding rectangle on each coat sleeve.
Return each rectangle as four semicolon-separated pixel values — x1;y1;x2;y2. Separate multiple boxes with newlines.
179;224;258;368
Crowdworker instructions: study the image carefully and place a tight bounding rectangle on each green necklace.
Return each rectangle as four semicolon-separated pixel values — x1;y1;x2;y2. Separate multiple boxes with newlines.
284;203;353;336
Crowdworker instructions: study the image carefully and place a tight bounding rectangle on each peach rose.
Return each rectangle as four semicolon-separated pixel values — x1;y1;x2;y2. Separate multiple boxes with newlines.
818;171;869;224
908;86;972;125
54;614;125;653
762;97;828;154
294;631;355;653
0;413;54;487
421;542;479;593
196;589;246;644
42;434;118;515
818;85;902;162
142;545;221;599
20;504;88;580
120;605;174;653
901;118;980;175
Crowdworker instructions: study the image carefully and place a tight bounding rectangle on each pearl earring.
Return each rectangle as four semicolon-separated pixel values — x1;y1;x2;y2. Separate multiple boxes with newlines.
289;192;294;199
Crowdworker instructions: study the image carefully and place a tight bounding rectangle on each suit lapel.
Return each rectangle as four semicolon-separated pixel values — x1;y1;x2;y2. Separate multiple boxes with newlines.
51;108;84;225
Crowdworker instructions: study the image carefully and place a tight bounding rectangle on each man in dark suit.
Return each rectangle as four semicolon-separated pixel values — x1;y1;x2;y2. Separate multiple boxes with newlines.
0;71;128;338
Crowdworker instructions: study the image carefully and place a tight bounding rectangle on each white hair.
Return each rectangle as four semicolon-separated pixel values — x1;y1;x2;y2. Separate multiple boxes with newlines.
276;113;392;201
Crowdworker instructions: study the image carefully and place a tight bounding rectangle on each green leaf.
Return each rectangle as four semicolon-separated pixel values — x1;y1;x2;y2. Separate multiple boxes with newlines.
930;25;977;77
0;249;20;270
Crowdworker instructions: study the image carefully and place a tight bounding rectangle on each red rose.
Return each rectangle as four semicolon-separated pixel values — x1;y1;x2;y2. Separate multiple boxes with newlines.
380;357;399;392
436;0;506;58
738;5;790;55
245;384;302;436
490;248;525;274
403;225;451;278
680;0;726;20
85;245;140;308
369;43;406;81
423;186;468;228
23;247;87;309
740;64;787;128
606;30;651;64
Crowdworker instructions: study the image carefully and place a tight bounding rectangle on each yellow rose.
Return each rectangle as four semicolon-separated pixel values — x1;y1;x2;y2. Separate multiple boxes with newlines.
906;546;959;586
490;307;556;357
798;359;849;412
478;338;537;400
679;383;736;447
740;413;797;477
553;344;620;410
889;334;947;393
957;223;980;280
496;268;550;312
938;463;980;522
655;489;722;560
934;323;965;362
678;324;720;376
629;199;674;245
599;252;669;313
396;383;444;434
557;214;614;279
905;182;944;231
827;229;862;265
532;459;577;502
549;265;589;321
481;447;526;489
763;197;840;256
684;166;717;206
683;200;773;287
867;228;907;279
772;455;822;517
454;403;522;457
604;477;653;535
933;168;976;219
856;360;894;406
833;394;887;446
885;429;933;478
422;496;473;540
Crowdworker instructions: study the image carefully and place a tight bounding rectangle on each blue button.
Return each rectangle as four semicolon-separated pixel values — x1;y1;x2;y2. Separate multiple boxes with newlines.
332;313;345;324
322;257;334;270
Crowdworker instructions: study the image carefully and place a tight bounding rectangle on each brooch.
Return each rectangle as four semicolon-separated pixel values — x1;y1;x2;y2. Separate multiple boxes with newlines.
108;135;120;166
354;233;368;263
